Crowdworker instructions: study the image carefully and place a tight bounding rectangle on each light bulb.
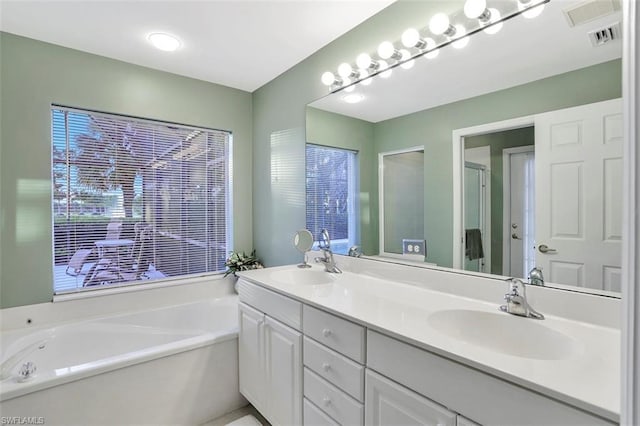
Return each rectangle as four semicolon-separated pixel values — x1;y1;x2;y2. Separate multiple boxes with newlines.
429;13;450;35
424;38;439;59
148;33;181;52
378;41;397;60
401;28;421;48
464;0;487;19
338;63;353;79
483;8;503;34
378;60;392;78
321;71;336;86
521;1;545;18
399;49;414;70
356;53;375;70
452;25;469;49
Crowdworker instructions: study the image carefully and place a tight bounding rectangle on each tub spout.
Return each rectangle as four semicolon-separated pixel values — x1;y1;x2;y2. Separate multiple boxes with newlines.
0;339;47;380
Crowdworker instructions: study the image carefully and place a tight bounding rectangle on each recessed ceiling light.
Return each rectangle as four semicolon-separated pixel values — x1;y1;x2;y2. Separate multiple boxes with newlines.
147;33;181;52
343;94;364;104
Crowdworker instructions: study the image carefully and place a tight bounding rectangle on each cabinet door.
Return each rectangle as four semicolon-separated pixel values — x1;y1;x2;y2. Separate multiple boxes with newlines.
365;369;456;426
265;316;303;426
238;302;266;412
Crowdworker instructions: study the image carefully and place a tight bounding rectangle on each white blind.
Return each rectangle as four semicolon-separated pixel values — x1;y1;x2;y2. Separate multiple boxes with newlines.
305;144;357;254
52;106;231;293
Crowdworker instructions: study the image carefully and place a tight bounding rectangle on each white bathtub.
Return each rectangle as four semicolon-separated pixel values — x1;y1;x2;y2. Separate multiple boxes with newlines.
0;295;246;425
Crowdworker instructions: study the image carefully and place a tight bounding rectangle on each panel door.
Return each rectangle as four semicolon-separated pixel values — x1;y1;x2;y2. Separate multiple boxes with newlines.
534;98;622;291
365;369;456;426
238;302;266;413
264;316;303;426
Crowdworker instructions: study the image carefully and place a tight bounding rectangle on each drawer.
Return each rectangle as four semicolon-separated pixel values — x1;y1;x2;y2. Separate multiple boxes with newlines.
237;279;302;330
304;337;364;402
303;304;365;363
304;398;339;426
304;368;364;426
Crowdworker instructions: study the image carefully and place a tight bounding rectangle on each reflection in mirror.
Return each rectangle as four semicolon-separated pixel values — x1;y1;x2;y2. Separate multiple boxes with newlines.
305;0;622;296
463;127;535;277
380;148;424;257
293;229;314;268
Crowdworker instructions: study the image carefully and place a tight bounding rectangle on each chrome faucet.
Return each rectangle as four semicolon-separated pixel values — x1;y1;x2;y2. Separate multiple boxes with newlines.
499;278;544;320
315;229;342;273
528;266;545;286
348;246;362;257
0;339;47;380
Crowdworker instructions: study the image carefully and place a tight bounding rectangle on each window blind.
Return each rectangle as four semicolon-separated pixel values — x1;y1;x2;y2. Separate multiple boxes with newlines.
305;144;357;254
52;106;231;293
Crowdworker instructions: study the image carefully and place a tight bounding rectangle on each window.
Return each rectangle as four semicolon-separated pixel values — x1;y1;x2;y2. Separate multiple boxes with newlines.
52;106;232;293
305;144;358;254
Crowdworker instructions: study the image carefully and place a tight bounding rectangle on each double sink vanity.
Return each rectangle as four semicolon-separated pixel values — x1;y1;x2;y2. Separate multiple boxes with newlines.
237;254;620;426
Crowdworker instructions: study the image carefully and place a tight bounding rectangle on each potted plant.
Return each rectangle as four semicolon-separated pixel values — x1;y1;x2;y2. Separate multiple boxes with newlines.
224;249;263;277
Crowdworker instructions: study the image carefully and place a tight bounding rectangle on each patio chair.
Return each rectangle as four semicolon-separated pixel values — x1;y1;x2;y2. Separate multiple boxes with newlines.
65;248;95;277
83;223;153;286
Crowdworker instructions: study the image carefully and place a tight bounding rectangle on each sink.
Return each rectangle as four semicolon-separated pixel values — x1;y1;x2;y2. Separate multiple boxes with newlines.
428;309;580;360
269;268;337;285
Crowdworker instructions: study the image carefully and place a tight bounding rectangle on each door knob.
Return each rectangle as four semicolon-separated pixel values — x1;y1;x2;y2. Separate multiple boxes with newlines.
538;244;557;254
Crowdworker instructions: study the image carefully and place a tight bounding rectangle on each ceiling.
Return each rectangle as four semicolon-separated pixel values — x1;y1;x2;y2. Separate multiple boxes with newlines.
310;0;623;122
0;0;395;92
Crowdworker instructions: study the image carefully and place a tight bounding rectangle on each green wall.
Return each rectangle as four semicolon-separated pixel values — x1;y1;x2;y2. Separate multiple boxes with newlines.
0;33;253;308
372;60;621;268
465;127;535;274
252;1;460;267
306;107;376;254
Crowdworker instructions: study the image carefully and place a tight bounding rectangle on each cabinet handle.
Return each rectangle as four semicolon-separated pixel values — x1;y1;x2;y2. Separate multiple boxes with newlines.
323;397;331;406
322;362;331;372
322;328;332;337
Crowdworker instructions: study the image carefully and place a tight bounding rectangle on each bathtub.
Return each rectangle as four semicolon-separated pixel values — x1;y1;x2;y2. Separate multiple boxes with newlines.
0;295;246;425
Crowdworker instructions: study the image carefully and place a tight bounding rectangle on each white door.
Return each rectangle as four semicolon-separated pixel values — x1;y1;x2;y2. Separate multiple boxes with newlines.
238;302;266;413
534;98;622;291
365;369;456;426
264;316;302;426
504;147;535;278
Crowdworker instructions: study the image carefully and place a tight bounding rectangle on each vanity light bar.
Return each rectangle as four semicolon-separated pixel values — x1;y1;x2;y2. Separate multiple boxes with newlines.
321;0;550;93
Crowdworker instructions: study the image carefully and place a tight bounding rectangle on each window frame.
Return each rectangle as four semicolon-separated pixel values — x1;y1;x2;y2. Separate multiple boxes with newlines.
51;104;234;295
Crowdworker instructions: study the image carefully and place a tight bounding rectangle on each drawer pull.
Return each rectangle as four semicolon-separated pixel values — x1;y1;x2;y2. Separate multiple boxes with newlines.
323;397;332;407
322;362;331;372
322;328;333;337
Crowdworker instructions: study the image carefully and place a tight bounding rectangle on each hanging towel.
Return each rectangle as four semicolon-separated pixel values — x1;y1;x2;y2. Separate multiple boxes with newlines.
465;228;484;260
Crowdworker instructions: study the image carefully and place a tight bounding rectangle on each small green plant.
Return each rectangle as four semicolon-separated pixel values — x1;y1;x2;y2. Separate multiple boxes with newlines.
224;250;263;277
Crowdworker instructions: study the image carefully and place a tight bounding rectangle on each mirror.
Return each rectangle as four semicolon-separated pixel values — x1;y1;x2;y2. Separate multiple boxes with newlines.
305;0;623;295
293;229;314;268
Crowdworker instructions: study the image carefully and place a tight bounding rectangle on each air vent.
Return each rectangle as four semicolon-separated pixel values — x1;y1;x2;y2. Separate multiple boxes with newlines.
588;22;621;46
563;0;619;27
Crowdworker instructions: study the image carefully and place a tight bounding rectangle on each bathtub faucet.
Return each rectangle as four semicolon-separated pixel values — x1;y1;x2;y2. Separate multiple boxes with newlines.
0;339;47;380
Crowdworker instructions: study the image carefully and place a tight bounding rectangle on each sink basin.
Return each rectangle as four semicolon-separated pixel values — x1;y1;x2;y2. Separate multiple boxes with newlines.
428;309;579;360
269;268;336;285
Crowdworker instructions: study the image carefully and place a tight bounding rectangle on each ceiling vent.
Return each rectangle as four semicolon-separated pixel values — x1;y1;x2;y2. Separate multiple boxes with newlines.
587;22;621;46
563;0;619;27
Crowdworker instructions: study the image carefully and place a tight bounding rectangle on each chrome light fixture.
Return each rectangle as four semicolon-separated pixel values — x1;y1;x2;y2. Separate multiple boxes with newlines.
321;0;550;92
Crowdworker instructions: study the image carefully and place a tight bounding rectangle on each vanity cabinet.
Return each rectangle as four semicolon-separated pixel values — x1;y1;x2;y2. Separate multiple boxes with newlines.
238;277;615;426
238;282;303;426
365;369;456;426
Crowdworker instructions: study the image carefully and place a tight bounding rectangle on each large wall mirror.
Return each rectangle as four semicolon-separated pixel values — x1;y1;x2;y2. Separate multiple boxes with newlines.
305;0;623;296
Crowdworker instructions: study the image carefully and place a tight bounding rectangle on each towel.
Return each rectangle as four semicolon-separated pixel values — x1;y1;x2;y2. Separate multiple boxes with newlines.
465;228;484;260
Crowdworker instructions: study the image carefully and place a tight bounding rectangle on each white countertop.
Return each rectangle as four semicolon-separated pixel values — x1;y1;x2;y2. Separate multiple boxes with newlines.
238;262;620;422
